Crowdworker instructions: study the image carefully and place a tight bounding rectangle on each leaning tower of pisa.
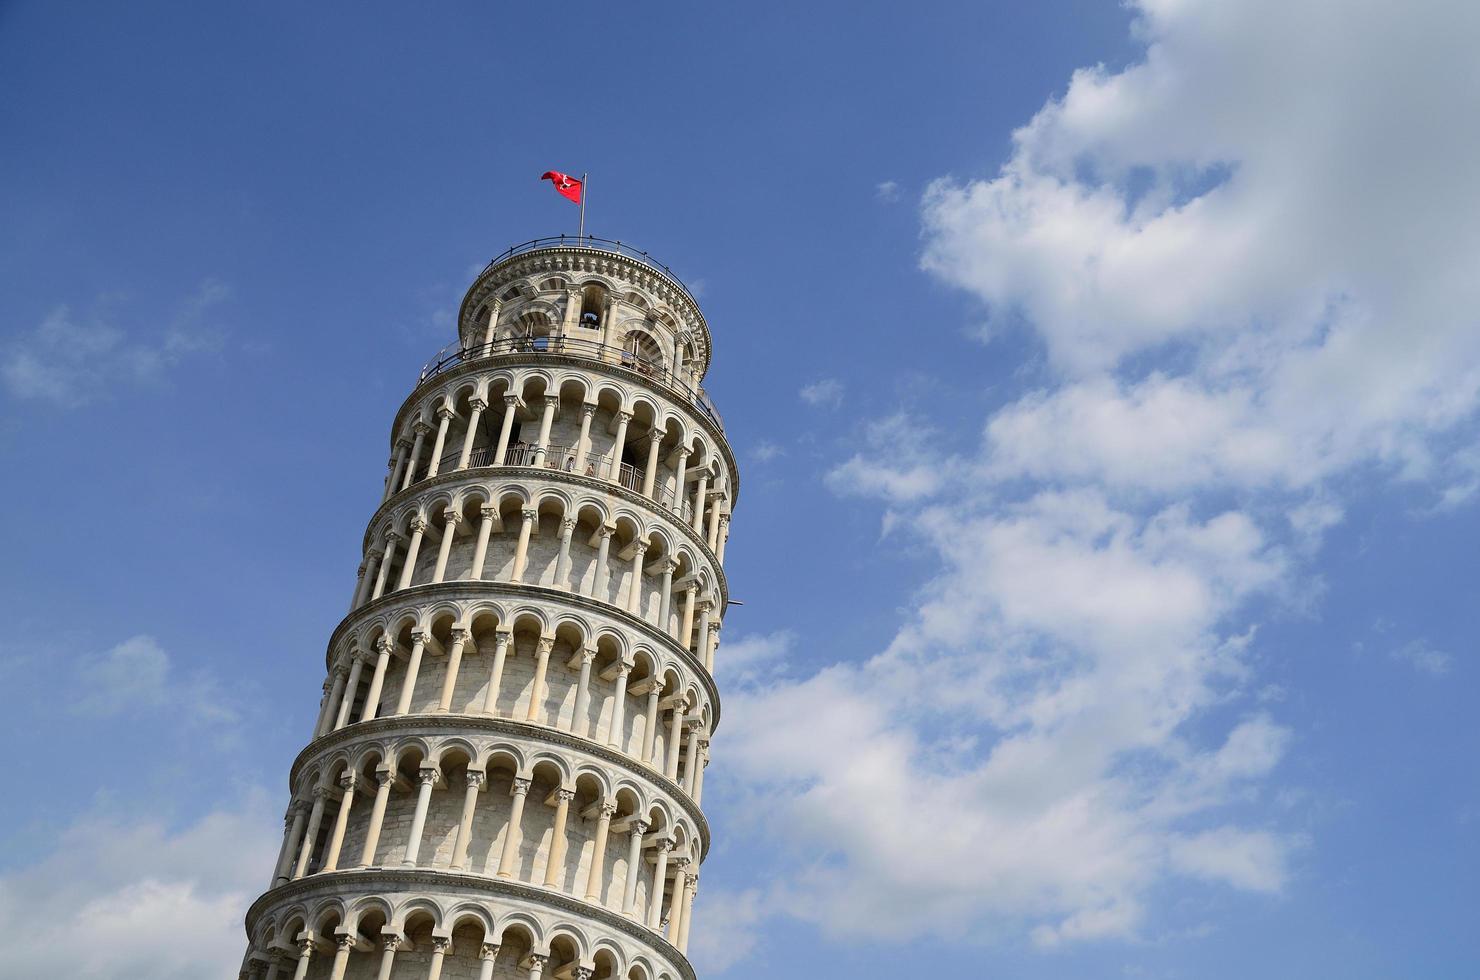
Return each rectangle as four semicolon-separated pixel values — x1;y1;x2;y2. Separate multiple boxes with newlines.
241;237;735;980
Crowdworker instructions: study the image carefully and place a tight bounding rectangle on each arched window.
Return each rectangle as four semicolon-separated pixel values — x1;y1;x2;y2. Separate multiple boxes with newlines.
623;330;663;374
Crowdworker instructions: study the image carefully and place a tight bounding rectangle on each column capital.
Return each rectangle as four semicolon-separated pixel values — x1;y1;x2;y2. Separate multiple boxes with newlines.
502;392;521;406
555;788;576;804
337;770;358;792
599;801;618;819
526;953;549;970
410;628;431;647
511;776;532;796
673;445;692;458
382;529;404;546
615;410;633;423
580;402;598;418
560;516;577;534
597;523;616;539
410;517;429;534
468;397;488;412
571;968;595;980
435;405;456;422
541;393;561;408
365;547;384;561
431;935;452;953
394;437;413;451
479;942;500;961
521;507;539;522
335;934;356;952
297;936;316;957
374;634;394;655
655;836;676;853
494;628;513;645
466;770;487;790
417;765;440;787
536;636;555;656
312;784;334;802
381;934;404;953
479;503;499;520
685;871;700;889
375;768;397;788
629;818;650;836
449;626;471;645
443;510;464;528
413;419;433;435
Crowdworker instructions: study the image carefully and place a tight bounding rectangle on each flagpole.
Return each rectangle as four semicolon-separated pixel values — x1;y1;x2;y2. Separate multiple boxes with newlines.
578;172;588;242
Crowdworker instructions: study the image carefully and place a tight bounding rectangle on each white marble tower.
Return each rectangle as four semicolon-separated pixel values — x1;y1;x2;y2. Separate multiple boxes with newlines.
241;237;736;980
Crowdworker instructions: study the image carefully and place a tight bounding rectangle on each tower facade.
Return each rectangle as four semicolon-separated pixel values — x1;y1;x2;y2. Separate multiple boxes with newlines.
242;238;735;980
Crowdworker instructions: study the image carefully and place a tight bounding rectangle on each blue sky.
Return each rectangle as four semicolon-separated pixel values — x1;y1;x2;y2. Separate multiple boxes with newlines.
2;1;1478;976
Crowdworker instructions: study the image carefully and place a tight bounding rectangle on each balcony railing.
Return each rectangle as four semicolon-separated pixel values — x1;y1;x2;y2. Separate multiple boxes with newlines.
417;336;724;432
414;442;694;522
477;236;700;303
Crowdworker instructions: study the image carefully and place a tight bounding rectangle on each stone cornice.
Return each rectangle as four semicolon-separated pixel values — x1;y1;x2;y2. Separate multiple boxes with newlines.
364;463;730;605
291;713;712;858
246;867;696;980
326;581;721;730
391;351;739;509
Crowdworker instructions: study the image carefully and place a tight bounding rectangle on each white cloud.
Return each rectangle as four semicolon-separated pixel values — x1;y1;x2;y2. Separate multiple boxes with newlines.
0;791;279;979
1390;639;1453;676
2;280;229;405
716;0;1480;957
716;630;794;687
73;635;241;728
688;888;769;973
752;440;785;463
799;378;845;408
876;180;902;202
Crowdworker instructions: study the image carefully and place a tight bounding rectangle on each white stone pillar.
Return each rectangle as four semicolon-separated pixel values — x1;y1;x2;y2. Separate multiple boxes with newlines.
494;394;519;463
480;298;502;350
683;725;704;796
656;560;676;629
575;403;596;467
510;508;536;581
425;406;454;478
678;586;697;648
554;517;577;588
333;655;365;731
321;771;357;872
385;439;411;501
395;631;428;716
526;637;553;723
360;636;393;723
705;621;720;674
316;667;347;739
371;532;401;600
707;495;724;549
590;525;613;599
431;511;462;584
667;861;690;941
531;394;558;467
605;411;632;481
449;771;485;871
641;684;663;766
621;819;649;916
375;936;402;980
291;937;317;980
481;630;511;714
542;788;574;888
607;663;631;750
328;936;356;980
273;802;307;886
476;943;499;980
678;872;699;952
359;767;395;867
647;839;673;928
627;540;648;615
458;398;486;469
401;766;439;866
426;936;450;980
691;473;709;532
524;953;548;980
670;447;689;514
348;557;369;612
292;786;329;879
401;421;430;490
716;515;730;563
396;518;427;590
570;646;595;736
693;741;710;806
437;628;469;713
641;433;663;497
582;801;617;904
665;702;687;781
496;777;532;878
469;505;496;579
694;602;712;659
351;548;382;611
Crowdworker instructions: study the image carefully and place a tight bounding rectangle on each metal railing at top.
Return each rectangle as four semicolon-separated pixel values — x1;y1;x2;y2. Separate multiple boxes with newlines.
477;236;698;304
415;442;694;521
417;335;724;431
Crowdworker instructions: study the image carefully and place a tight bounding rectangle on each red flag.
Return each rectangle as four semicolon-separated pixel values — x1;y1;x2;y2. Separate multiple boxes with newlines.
541;170;584;204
